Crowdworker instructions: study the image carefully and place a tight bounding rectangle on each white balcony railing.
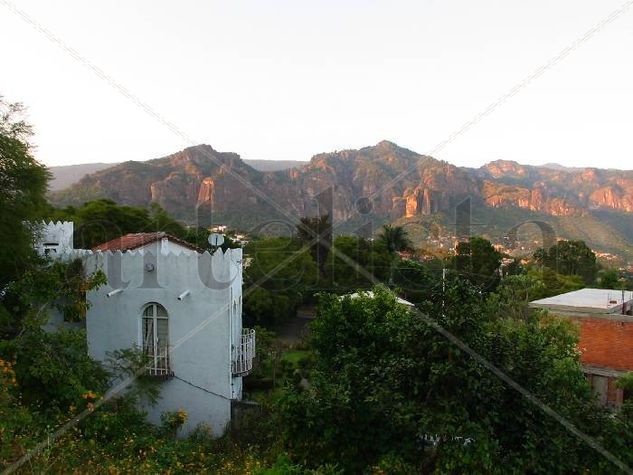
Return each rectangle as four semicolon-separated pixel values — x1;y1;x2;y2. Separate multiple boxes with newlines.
146;346;173;378
232;328;256;375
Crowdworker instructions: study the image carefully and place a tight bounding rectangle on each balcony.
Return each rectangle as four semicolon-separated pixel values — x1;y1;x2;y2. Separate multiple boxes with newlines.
146;346;174;379
232;328;256;375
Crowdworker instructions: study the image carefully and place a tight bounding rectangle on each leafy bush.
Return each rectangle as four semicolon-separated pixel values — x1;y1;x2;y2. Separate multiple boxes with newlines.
278;282;610;472
0;328;108;411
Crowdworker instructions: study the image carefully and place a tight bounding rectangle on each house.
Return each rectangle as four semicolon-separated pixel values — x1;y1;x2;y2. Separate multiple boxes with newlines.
530;288;633;408
36;222;255;436
92;231;202;255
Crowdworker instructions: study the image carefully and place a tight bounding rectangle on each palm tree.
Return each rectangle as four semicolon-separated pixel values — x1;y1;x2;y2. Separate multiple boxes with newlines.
378;225;412;254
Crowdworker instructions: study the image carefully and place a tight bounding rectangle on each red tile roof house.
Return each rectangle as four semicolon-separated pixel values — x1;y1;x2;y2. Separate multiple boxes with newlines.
35;224;255;437
530;288;633;408
92;232;203;254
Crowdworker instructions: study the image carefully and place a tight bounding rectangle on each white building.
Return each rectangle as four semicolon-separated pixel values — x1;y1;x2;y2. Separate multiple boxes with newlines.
36;223;255;436
34;221;74;255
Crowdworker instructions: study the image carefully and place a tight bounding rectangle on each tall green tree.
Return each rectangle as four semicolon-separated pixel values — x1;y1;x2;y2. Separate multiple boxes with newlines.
392;258;433;304
597;268;621;289
534;240;598;284
296;214;332;272
0;97;49;286
453;236;502;290
486;273;545;320
378;225;412;254
322;235;391;292
243;237;318;326
54;199;152;248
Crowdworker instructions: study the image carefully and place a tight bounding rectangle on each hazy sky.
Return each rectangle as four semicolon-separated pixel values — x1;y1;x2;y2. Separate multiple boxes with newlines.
1;0;632;168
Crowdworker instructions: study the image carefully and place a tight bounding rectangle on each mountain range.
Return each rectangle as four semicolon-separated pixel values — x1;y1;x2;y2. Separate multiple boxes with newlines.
48;158;305;191
48;141;633;260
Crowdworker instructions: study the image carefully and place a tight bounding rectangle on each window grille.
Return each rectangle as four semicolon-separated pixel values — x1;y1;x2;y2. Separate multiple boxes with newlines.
142;303;171;376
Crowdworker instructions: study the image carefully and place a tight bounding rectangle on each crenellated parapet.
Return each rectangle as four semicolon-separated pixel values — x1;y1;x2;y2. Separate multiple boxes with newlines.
79;248;243;294
34;221;74;255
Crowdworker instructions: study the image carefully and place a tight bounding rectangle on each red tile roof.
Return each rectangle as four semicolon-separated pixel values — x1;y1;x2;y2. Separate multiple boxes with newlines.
92;232;203;253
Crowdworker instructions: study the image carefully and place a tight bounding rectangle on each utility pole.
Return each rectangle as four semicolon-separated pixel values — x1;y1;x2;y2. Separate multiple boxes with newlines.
619;277;627;315
441;267;446;316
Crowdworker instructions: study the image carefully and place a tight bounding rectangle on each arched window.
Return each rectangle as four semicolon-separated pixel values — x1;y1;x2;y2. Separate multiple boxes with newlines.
142;303;170;376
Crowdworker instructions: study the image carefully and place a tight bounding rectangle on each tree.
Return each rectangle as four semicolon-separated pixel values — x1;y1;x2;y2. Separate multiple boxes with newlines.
487;273;545;320
52;200;181;249
296;214;332;272
392;258;433;304
597;268;621;289
378;225;412;254
0;256;106;338
0;97;49;286
50;200;235;251
0;328;109;410
243;237;318;326
453;236;502;290
538;268;585;298
322;235;392;292
279;281;608;472
534;240;598;284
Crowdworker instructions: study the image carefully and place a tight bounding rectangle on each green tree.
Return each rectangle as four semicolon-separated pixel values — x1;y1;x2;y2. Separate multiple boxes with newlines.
392;258;433;304
0;256;105;338
534;240;598;284
0;328;109;411
296;214;332;272
453;236;502;290
526;267;584;299
322;236;391;293
49;199;235;252
52;199;171;249
279;281;607;472
0;97;49;286
53;199;150;248
487;273;546;320
243;237;318;326
597;268;621;289
378;225;412;254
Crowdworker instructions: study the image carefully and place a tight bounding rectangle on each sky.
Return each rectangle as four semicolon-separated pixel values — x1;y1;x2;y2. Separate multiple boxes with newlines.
1;0;632;169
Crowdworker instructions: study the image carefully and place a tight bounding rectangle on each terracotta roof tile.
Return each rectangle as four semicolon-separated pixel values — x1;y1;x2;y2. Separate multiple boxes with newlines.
92;232;203;253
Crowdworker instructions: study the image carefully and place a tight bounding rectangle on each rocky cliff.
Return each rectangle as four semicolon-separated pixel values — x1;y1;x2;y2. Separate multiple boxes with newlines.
476;160;633;215
50;143;633;242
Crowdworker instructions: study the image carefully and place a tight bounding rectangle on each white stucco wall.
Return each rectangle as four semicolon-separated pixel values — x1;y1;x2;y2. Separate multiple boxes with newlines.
84;248;244;436
134;239;198;256
34;221;74;255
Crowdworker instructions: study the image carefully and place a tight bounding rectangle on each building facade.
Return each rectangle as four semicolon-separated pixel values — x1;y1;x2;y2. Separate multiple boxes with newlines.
37;223;255;436
34;221;74;255
530;288;633;408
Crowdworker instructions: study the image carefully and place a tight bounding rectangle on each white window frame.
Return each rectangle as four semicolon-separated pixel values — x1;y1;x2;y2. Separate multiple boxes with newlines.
141;303;171;376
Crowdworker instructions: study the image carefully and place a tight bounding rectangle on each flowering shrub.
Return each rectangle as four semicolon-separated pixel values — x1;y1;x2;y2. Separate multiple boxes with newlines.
0;328;109;411
160;408;189;438
0;357;42;470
